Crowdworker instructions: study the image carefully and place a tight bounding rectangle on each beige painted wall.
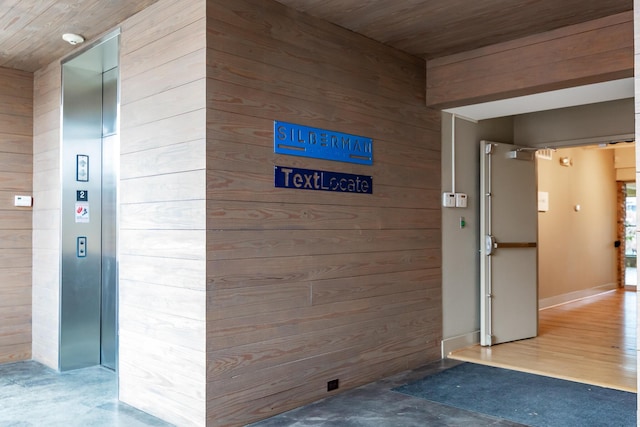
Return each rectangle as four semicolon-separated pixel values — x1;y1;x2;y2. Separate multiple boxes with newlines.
537;146;618;301
614;145;635;181
513;98;634;147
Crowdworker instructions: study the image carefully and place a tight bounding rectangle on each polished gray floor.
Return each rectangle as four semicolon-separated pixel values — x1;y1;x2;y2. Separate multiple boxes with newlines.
0;361;171;427
0;359;527;427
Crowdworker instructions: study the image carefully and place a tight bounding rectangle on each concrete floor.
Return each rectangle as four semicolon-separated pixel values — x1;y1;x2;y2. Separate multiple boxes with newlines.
0;360;171;427
249;359;526;427
0;359;526;427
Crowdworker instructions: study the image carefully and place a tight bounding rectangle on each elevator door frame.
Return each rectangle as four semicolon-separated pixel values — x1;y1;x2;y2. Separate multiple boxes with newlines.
59;30;120;371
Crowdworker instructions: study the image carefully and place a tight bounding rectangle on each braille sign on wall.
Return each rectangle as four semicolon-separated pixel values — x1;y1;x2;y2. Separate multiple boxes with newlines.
275;166;372;194
274;121;373;165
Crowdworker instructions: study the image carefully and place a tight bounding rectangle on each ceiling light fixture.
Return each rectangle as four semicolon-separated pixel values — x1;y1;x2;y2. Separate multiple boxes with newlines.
62;33;85;45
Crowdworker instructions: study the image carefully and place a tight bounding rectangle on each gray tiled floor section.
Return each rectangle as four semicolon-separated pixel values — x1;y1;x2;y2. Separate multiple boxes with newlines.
0;361;172;427
0;359;527;427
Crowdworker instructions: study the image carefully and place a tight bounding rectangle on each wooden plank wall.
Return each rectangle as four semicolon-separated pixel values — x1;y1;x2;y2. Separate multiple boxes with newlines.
426;11;634;109
0;67;33;364
118;0;208;425
31;62;61;369
205;1;442;425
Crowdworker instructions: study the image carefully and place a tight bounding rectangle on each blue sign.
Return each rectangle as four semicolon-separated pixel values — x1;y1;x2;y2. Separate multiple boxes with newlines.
275;166;372;194
274;121;373;165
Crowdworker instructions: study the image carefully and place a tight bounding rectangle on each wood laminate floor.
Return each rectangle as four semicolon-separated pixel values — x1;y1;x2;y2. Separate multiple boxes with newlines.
449;289;637;392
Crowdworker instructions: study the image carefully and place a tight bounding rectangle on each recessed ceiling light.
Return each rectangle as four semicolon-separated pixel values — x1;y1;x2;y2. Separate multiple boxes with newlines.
62;33;85;45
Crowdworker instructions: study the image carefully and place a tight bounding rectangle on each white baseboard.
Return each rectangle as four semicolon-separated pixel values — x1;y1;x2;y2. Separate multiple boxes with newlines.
538;283;619;310
441;330;480;358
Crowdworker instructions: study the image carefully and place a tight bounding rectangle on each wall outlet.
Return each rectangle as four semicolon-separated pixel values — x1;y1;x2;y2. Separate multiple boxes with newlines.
327;379;339;391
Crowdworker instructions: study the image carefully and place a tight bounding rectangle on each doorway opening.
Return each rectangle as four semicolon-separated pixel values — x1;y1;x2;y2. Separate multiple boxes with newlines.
59;31;120;371
451;140;637;391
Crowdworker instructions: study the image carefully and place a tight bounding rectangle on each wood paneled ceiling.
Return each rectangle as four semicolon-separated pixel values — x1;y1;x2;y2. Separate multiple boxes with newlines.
0;0;633;73
0;0;158;73
275;0;632;58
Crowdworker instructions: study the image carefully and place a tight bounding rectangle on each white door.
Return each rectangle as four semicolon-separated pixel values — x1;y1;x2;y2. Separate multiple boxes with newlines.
480;141;538;346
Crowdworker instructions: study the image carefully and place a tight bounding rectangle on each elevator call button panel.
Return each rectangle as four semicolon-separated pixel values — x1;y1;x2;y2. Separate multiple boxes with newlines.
77;236;87;258
76;154;89;182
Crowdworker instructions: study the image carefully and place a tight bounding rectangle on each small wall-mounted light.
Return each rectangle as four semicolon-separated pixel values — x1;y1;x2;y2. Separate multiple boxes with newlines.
62;33;85;45
559;156;572;167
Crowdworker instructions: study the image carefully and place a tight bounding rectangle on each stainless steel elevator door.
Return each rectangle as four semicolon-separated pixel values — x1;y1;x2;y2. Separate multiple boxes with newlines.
60;63;104;370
